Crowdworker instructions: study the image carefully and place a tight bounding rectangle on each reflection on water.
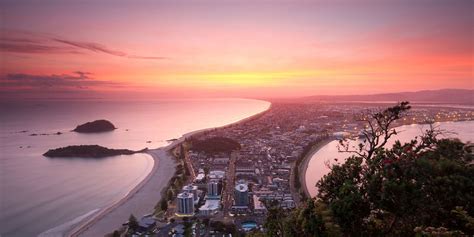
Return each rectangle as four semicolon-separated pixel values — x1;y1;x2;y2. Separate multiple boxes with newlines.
305;121;474;197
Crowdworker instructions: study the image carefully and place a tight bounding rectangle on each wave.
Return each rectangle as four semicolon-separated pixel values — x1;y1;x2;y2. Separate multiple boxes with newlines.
37;209;100;237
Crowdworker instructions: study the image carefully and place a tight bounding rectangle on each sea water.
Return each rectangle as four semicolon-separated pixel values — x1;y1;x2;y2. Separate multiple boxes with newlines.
0;99;270;237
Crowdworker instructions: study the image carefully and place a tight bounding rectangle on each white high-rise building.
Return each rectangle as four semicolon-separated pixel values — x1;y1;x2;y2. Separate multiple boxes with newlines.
182;184;199;201
207;180;220;198
176;192;194;216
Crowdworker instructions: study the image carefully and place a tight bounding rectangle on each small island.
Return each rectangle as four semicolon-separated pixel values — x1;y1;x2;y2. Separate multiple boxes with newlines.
73;119;116;133
43;145;147;158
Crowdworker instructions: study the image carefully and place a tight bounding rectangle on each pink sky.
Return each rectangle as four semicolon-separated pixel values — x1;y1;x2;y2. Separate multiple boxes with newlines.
1;0;472;100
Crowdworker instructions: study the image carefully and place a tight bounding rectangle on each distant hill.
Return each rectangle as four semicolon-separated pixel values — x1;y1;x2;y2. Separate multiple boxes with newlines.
300;89;474;104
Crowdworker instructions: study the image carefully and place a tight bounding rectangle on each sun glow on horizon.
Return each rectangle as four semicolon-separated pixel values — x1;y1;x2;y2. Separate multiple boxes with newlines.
1;0;472;100
169;71;326;87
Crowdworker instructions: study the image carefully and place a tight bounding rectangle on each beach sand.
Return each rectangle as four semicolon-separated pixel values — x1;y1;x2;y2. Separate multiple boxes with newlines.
70;148;176;237
299;138;333;198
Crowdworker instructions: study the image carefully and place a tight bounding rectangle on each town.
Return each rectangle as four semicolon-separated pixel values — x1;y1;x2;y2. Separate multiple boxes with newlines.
124;102;474;237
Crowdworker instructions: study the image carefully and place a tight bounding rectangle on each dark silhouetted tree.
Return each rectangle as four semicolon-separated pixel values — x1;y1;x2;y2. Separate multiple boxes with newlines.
128;214;139;232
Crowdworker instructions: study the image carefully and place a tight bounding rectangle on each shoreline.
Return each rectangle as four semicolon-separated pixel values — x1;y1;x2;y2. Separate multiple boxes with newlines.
68;102;272;236
69;148;175;236
298;138;334;199
166;102;271;150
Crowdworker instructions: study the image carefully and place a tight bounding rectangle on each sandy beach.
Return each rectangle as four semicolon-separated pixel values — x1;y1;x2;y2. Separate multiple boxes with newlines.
166;103;271;149
298;138;334;198
69;148;176;237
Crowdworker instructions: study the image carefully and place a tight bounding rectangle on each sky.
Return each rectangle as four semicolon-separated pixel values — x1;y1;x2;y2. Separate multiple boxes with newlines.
1;0;473;100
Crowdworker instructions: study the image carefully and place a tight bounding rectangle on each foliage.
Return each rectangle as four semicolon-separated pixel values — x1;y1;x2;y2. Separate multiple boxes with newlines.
261;199;341;237
166;189;174;201
112;230;120;237
43;145;140;158
263;201;287;236
316;102;474;236
209;221;240;235
160;199;168;211
247;230;266;237
190;136;241;154
128;214;139;232
183;221;192;237
337;101;411;159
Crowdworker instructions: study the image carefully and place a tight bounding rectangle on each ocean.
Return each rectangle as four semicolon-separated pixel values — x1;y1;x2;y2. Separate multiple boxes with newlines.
0;99;270;237
304;120;474;197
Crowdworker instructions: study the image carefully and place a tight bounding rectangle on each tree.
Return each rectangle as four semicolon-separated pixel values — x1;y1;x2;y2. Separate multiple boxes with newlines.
337;101;411;160
299;199;329;236
166;189;174;201
209;221;240;235
259;199;341;237
179;144;185;160
317;102;474;235
160;199;168;211
128;214;139;232
263;201;287;236
183;221;193;237
247;230;266;237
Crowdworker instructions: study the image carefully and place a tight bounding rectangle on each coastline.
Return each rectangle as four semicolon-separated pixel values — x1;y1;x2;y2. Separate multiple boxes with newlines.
69;148;175;236
68;101;272;236
298;138;334;199
166;102;271;150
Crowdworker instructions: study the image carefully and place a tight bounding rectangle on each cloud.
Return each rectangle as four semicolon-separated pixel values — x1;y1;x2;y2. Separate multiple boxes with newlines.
0;30;167;60
1;71;120;90
52;38;127;57
53;38;168;60
0;42;81;54
0;33;82;54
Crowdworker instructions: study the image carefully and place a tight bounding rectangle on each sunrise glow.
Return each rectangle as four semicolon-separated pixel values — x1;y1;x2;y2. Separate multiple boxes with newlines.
1;0;472;100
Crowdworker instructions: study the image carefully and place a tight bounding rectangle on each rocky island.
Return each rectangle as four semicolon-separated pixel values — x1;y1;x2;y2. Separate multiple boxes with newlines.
73;119;116;133
43;145;147;158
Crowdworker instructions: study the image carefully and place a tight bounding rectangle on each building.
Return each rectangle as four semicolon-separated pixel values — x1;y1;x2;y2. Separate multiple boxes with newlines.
176;192;194;216
194;173;205;183
213;157;230;165
199;199;221;216
182;184;199;202
253;195;266;215
208;170;226;180
207;180;221;198
234;183;249;207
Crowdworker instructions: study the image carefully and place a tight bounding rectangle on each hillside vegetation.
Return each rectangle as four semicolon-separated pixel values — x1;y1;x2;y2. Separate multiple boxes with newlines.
190;136;241;154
